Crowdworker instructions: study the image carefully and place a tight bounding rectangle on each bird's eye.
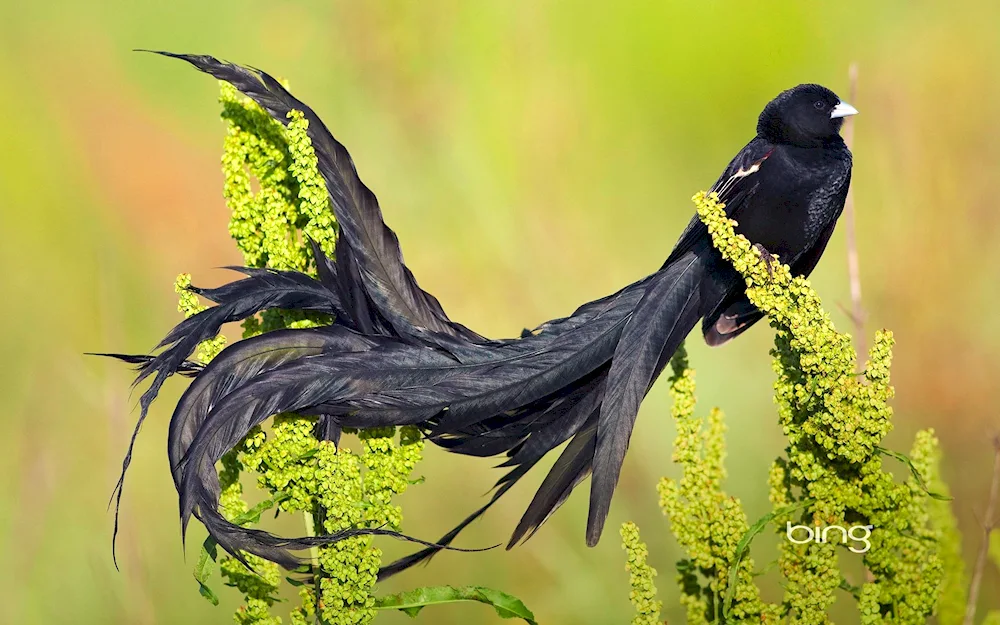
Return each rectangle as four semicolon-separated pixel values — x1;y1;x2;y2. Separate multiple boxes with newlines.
813;101;826;110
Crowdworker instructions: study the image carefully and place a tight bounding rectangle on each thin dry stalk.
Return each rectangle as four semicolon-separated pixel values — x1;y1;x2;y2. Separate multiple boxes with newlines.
963;434;1000;625
842;63;866;363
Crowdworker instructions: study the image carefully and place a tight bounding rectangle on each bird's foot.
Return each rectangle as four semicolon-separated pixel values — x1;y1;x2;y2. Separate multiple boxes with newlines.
753;243;777;279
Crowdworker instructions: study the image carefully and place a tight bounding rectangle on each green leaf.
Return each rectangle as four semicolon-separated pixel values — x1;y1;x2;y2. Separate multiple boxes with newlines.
375;586;537;624
194;537;219;606
295;448;319;462
876;446;951;501
195;537;218;583
723;499;815;619
198;581;220;606
839;576;861;599
752;559;780;577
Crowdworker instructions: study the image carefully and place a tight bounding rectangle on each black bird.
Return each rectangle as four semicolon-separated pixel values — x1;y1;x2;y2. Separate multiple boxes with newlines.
107;52;856;576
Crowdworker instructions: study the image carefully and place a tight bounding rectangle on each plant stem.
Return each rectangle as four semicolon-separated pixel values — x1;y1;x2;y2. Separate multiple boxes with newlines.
304;504;324;625
963;434;1000;625
842;62;866;364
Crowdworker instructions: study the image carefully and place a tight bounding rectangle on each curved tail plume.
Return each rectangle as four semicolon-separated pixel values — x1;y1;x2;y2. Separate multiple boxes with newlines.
107;51;728;576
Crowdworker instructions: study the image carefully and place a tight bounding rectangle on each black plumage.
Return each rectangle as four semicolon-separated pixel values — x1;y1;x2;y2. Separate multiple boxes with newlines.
106;52;856;575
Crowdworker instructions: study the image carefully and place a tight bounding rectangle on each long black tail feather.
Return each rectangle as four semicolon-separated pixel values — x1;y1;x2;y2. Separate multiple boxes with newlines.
588;252;706;545
509;416;599;547
376;461;535;580
376;375;606;573
106;51;724;578
145;51;482;344
94;353;204;377
167;326;376;486
99;265;348;564
193;480;497;571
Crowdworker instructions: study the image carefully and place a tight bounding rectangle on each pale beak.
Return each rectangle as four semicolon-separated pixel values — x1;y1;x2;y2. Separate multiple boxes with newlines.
830;101;859;119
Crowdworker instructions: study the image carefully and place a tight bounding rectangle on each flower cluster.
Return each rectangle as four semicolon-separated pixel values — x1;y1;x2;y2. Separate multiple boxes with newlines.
174;273;227;362
176;82;423;625
623;192;958;625
656;344;780;624
620;521;662;625
165;75;536;625
219;81;333;335
312;428;425;625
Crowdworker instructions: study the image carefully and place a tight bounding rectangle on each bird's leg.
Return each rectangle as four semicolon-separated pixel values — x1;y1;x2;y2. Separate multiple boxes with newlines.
753;243;777;279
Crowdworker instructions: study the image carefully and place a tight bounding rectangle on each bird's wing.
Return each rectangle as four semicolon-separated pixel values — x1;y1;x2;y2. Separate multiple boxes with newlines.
151;52;482;343
662;136;776;268
702;195;843;347
786;197;843;273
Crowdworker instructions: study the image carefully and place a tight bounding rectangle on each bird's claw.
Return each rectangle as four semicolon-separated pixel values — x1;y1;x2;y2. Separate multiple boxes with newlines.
753;243;777;280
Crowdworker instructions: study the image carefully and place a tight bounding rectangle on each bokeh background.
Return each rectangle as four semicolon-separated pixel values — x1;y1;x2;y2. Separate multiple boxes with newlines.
2;1;998;623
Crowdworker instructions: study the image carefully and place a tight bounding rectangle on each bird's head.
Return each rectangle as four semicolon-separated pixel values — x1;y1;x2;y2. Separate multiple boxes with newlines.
757;84;858;148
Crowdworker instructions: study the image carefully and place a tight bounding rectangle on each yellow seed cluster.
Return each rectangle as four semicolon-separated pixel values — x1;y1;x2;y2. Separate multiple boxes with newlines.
285;109;337;258
174;80;426;624
174;273;227;362
289;586;317;625
656;347;778;624
316;442;379;624
311;427;425;625
218;81;335;336
360;426;425;531
699;191;945;623
926;430;967;625
623;193;956;624
233;598;282;625
217;81;416;625
243;416;319;513
619;522;662;625
220;555;282;614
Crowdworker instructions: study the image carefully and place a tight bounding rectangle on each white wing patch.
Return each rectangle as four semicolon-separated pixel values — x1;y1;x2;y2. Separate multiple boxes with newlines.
714;153;771;200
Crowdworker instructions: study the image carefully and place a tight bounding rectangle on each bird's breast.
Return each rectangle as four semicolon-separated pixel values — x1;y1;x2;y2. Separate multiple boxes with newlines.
733;148;850;261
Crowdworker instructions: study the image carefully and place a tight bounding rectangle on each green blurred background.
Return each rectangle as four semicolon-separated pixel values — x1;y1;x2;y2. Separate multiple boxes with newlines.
2;1;998;622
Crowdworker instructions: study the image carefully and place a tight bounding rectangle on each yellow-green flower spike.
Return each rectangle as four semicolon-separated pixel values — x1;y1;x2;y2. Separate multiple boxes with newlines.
656;345;775;623
626;193;955;624
620;522;662;625
696;190;945;623
316;442;378;625
176;79;426;625
216;79;429;625
174;273;227;363
233;597;282;625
